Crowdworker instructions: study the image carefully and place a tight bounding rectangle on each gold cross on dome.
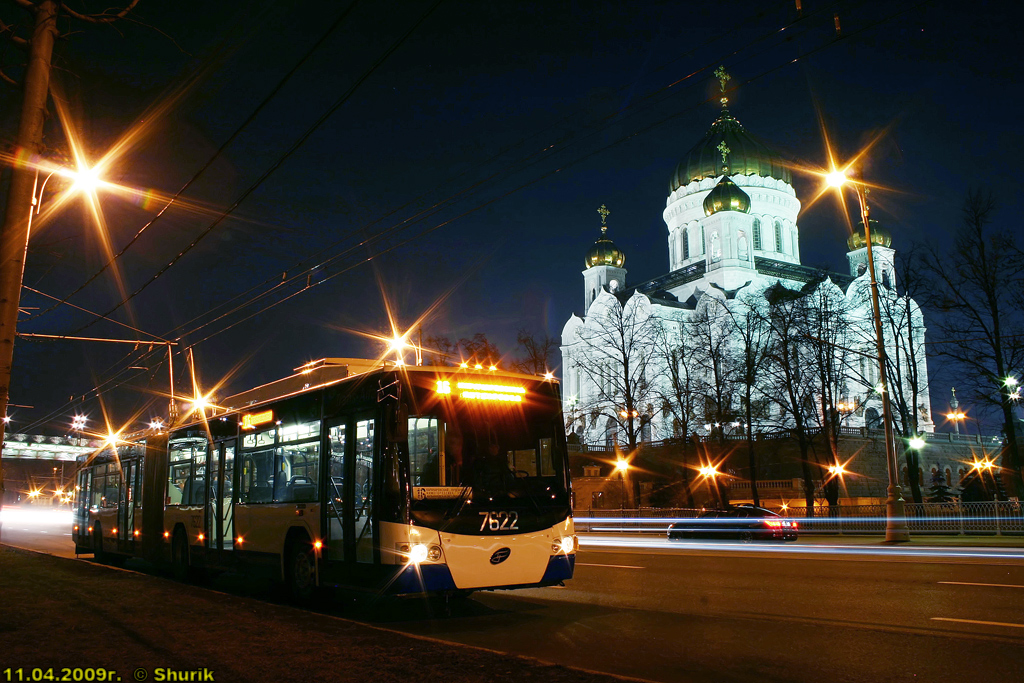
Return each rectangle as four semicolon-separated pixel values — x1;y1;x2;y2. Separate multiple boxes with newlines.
714;65;731;107
597;204;610;225
717;141;731;165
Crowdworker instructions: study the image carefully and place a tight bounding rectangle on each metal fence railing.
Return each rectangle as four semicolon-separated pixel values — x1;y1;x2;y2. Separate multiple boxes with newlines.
572;500;1024;536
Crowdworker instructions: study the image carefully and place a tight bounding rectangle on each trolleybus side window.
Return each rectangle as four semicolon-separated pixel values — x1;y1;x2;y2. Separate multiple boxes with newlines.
104;465;121;508
273;419;320;503
168;435;209;506
408;416;441;486
327;424;346;558
240;428;276;503
354;418;375;563
241;449;275;503
274;442;320;502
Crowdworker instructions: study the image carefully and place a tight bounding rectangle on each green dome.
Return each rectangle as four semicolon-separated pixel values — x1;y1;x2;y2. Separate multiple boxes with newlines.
847;219;892;250
670;110;792;192
703;176;751;216
585;226;625;268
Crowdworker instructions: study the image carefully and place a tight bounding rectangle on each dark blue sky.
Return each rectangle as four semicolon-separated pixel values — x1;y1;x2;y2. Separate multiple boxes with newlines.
1;0;1020;435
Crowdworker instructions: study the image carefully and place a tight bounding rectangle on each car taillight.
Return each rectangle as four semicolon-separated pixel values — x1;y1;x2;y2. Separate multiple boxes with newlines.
765;520;782;528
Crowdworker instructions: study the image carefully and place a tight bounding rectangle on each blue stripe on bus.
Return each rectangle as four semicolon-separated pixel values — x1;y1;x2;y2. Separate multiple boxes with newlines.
542;554;575;583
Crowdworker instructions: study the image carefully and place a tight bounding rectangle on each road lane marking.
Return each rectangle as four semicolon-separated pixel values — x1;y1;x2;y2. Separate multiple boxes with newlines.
931;617;1024;629
576;562;644;569
939;581;1024;589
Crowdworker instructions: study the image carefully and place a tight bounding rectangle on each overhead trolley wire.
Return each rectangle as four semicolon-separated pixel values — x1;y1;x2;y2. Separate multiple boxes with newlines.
67;0;445;337
22;0;365;324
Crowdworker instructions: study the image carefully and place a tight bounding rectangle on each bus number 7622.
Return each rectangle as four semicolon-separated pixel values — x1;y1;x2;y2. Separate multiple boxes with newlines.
479;510;519;531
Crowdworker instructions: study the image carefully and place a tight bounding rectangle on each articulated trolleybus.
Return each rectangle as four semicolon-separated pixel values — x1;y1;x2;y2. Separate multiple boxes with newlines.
73;359;576;600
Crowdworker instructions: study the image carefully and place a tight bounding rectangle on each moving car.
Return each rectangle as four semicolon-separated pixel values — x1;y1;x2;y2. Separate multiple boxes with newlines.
667;504;798;542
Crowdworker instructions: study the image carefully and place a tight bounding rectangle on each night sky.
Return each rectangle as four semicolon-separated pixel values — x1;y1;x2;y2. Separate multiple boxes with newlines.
1;0;1020;436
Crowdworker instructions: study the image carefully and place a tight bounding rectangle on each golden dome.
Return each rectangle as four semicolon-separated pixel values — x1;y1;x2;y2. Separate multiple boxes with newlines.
585;226;625;269
703;176;751;216
847;219;892;250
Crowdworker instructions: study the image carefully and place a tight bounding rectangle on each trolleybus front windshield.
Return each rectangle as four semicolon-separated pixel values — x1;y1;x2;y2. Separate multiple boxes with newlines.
406;380;570;534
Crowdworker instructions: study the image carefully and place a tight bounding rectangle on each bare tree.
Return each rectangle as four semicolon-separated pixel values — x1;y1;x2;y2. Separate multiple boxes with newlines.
762;282;820;514
565;292;659;504
921;190;1024;495
458;333;501;367
877;247;930;503
423;334;458;366
511;328;557;375
802;279;854;513
688;296;736;447
723;288;774;507
653;317;699;507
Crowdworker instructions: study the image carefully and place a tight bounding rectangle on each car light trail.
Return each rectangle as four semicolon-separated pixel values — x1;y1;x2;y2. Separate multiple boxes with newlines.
579;534;1024;561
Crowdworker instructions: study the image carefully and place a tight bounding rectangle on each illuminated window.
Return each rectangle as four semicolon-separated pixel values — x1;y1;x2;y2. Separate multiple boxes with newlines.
752;218;762;250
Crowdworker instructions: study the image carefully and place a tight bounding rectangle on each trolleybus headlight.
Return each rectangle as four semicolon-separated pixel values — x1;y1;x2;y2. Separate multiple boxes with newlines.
409;543;429;564
553;536;576;554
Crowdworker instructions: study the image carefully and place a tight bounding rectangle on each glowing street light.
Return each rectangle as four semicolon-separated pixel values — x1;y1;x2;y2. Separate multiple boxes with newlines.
826;166;909;543
908;435;926;450
615;458;629;510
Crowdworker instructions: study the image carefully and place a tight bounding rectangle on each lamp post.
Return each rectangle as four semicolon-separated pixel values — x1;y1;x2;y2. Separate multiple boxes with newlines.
947;388;965;435
615;458;629;510
826;170;909;542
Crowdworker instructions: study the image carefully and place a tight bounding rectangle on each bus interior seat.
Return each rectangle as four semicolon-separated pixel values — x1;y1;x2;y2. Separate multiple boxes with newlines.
288;475;316;502
181;477;206;505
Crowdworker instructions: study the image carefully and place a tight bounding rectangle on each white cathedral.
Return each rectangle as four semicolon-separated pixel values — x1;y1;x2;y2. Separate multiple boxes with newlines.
560;87;934;448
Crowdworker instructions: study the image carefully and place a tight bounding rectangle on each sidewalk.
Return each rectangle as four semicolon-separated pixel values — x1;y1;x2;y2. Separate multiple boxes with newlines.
0;545;633;683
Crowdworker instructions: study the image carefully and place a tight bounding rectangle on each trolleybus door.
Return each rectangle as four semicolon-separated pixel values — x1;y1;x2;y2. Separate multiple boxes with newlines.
206;444;221;550
353;416;376;564
325;419;347;562
118;459;136;552
223;441;235;550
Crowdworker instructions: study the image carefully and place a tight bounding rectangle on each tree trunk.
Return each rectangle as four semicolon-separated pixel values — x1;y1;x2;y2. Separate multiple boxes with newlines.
0;0;60;512
745;401;761;507
904;447;923;503
799;440;815;517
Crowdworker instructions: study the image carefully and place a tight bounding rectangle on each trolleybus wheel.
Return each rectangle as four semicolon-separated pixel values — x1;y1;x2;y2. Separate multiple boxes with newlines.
172;529;191;582
92;523;107;564
285;539;316;604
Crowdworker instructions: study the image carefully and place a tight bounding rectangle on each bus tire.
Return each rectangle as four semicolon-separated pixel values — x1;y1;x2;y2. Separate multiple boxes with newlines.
172;528;192;582
285;537;316;604
92;523;107;564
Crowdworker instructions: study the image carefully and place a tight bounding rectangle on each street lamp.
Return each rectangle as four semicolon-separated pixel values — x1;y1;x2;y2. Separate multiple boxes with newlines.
947;387;965;435
615;458;629;510
826;169;909;542
71;414;87;446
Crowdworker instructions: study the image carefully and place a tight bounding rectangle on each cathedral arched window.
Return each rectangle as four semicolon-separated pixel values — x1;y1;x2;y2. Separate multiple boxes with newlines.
605;417;618;448
737;231;748;261
710;231;721;262
774;220;783;253
682;228;689;260
752;218;762;250
865;407;881;429
700;225;706;255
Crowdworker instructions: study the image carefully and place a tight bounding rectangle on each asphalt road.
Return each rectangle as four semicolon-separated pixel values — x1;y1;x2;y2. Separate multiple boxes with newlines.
4;508;1024;683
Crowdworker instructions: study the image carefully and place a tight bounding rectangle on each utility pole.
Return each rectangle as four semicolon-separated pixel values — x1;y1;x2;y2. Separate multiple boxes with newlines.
0;0;60;520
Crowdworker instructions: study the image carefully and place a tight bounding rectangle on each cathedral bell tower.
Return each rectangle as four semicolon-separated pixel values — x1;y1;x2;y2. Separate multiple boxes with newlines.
583;204;627;312
847;219;896;288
